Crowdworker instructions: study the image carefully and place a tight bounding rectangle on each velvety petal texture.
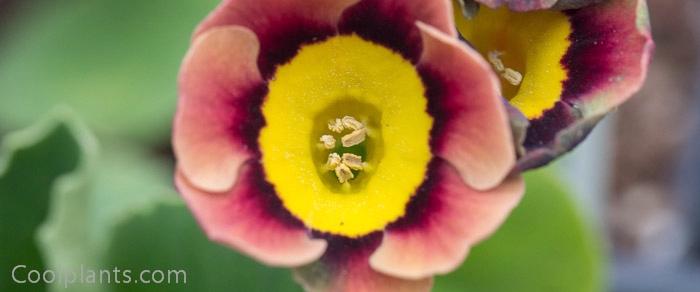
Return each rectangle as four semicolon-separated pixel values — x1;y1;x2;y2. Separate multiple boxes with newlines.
417;23;515;190
175;164;327;267
518;0;653;169
370;160;525;279
338;0;456;62
295;235;433;292
173;26;265;192
195;0;360;77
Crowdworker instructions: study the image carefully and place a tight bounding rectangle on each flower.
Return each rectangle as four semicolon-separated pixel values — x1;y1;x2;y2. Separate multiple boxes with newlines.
173;0;524;291
454;0;654;169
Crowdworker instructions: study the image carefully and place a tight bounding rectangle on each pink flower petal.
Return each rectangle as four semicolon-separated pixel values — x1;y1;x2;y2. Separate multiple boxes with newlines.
369;159;525;279
195;0;360;77
417;22;515;190
295;235;433;292
174;26;265;193
175;164;327;267
560;0;653;115
338;0;456;62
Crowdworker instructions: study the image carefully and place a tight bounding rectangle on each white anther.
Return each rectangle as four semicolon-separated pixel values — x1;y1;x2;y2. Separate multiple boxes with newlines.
334;163;354;183
326;153;341;169
342;153;363;170
320;135;336;149
488;50;505;72
502;68;523;86
341;128;366;147
341;116;364;130
328;119;344;133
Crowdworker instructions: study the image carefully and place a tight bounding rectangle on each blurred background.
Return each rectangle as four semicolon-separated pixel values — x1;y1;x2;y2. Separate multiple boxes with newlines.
0;0;698;291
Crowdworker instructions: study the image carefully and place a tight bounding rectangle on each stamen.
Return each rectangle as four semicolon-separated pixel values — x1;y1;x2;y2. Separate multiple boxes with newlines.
334;163;354;184
502;68;523;86
341;116;364;130
319;115;369;184
319;135;336;149
488;51;505;72
328;118;344;133
487;50;523;86
342;153;363;170
341;128;366;147
326;152;341;169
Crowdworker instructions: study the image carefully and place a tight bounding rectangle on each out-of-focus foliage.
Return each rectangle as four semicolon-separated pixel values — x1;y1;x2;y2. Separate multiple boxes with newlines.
106;203;303;292
0;0;219;144
0;109;94;292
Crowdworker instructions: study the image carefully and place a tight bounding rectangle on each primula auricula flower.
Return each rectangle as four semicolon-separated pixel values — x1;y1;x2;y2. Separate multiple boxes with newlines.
454;0;654;169
173;0;525;291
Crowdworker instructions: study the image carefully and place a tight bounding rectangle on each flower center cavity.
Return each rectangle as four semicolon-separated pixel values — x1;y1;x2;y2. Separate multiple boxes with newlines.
318;115;368;185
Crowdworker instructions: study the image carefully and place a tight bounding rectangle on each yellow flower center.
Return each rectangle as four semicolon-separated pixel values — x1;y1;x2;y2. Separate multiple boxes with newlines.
454;3;572;119
259;35;433;237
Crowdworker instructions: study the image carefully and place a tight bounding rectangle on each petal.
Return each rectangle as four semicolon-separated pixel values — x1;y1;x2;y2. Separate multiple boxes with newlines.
417;22;515;190
195;0;360;78
473;0;602;11
174;26;265;192
561;0;653;116
338;0;456;62
523;101;578;150
370;159;525;279
295;235;433;292
504;99;530;158
174;163;327;267
517;111;603;170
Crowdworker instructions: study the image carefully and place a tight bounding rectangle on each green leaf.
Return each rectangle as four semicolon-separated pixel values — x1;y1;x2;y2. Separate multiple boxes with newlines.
0;0;219;144
0;108;97;292
434;168;604;292
104;202;303;292
38;141;176;292
39;144;301;292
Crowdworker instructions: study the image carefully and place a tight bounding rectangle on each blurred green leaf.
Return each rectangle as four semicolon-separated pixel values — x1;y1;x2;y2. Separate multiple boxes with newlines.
38;142;176;292
104;202;302;292
434;168;604;292
0;108;96;292
35;117;298;292
0;0;219;144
